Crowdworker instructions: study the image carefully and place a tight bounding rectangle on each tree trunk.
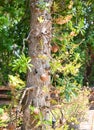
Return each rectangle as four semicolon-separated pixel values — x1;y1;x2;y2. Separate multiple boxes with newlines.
22;0;53;129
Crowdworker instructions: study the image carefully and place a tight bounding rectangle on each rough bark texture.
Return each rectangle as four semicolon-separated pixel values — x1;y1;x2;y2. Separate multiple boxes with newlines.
22;0;53;129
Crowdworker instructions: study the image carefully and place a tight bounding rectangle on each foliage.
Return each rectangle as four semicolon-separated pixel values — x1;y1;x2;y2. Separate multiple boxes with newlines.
10;54;33;74
9;74;25;90
37;0;50;11
28;88;89;130
8;74;26;107
0;0;94;92
51;0;86;101
0;0;30;84
0;108;4;115
0;106;9;127
0;0;94;129
62;88;89;130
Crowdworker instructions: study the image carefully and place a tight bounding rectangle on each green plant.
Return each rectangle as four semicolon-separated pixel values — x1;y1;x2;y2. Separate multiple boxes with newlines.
9;74;25;90
11;53;33;73
0;108;4;115
37;0;50;11
0;107;9;127
62;88;89;130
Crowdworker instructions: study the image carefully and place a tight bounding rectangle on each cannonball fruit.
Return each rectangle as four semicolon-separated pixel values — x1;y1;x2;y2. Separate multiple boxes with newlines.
51;45;59;53
40;74;48;81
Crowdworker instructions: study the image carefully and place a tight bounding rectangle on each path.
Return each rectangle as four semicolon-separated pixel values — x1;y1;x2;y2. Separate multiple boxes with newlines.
79;110;94;130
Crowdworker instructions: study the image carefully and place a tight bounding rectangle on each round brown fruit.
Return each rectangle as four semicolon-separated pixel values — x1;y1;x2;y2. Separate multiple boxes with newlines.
40;74;48;81
51;45;59;53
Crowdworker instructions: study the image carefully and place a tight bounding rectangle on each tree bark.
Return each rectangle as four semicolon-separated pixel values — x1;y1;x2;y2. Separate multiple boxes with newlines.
22;0;53;129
